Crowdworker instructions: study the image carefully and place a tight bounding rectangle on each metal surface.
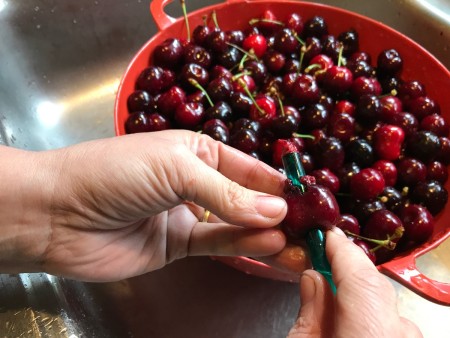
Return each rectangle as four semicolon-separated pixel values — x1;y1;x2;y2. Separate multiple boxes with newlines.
0;0;449;337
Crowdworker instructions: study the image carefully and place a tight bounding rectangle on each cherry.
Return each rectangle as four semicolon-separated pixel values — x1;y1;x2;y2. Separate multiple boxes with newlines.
136;66;167;95
174;102;204;129
411;180;448;215
125;112;172;134
347;60;375;79
348;51;371;64
229;92;253;117
127;90;155;113
363;209;404;254
420;113;449;137
388;112;418;137
426;161;448;184
398;204;434;245
328;113;355;143
302;37;322;62
232;74;256;93
373;124;405;160
242;33;267;58
355;94;382;126
281;179;340;239
303;16;328;38
351;77;382;99
338;29;359;56
397;80;426;109
230;128;259;154
437;137;450;165
209;65;233;81
377;49;403;76
379;95;403;122
321;35;341;64
311;168;340;194
406;130;441;164
372;160;398;187
274;28;300;54
335;214;360;234
202;119;229;144
250;9;281;35
226;30;245;45
152;38;184;69
286;13;304;35
396;157;427;187
315;137;345;172
156;86;187;118
249;94;277;128
335;162;360;192
350;168;385;200
271;115;299;139
207;77;233;102
263;50;286;73
322;65;353;96
231;118;262;137
409;96;440;120
302;103;329;130
205;101;233;123
206;30;228;53
183;44;212;69
192;25;212;46
379;186;404;212
180;63;209;90
291;74;320;106
334;100;356;116
345;138;374;168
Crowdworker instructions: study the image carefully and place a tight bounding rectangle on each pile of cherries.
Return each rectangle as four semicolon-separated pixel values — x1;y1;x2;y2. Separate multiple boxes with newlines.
124;8;449;265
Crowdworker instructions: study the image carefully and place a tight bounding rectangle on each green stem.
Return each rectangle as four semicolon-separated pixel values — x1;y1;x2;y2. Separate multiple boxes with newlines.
292;132;315;140
180;0;191;41
226;42;259;61
239;79;265;116
337;44;344;67
188;78;214;107
211;10;219;29
276;92;285;116
249;18;285;26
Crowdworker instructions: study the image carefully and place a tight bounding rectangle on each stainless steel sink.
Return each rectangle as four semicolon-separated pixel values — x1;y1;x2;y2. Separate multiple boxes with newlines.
0;1;449;337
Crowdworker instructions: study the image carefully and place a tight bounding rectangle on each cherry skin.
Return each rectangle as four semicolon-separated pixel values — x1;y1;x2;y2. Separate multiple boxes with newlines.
396;158;427;187
152;38;184;69
322;65;353;96
397;204;434;245
372;160;398;187
310;168;340;194
377;48;403;76
420;113;449;137
411;180;448;215
291;74;320;106
350;168;385;200
379;95;403;122
202;119;230;144
335;214;360;234
230;129;260;154
127;90;155;113
156;86;187;118
373;124;405;161
328;113;355;143
249;95;277;128
242;33;267;58
350;238;377;264
174;102;205;129
281;179;340;239
334;100;356;116
426;161;448;184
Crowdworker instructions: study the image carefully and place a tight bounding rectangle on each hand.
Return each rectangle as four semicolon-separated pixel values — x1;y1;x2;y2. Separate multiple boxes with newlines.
288;228;423;338
1;130;287;281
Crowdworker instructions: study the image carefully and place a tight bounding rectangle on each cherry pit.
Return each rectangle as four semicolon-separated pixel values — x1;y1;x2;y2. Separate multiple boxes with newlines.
124;6;449;265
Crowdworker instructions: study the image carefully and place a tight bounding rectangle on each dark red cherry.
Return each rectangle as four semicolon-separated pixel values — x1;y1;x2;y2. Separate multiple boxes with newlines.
207;77;233;102
420;113;449;137
334;100;356;116
291;74;320;106
337;29;359;56
183;44;212;69
193;25;212;46
274;28;300;54
152;38;184;69
351;238;377;264
398;204;434;245
180;63;209;90
396;158;427;187
286;13;304;35
335;214;360;234
345;138;374;168
379;95;403;122
202;119;230;144
411;180;448;215
271;115;299;139
437;137;450;165
328;113;355;143
311;168;340;194
229;92;253;117
397;80;426;109
127;90;155;113
302;103;329;130
315;137;345;172
303;16;328;38
125;112;151;134
229;128;259;153
136;66;166;95
157;86;186;118
388;112;418;137
363;209;404;250
205;101;233;123
174;102;205;129
406;130;441;164
352;199;386;226
322;66;353;96
355;94;382;126
426;161;448;184
263;50;286;73
409;96;440;121
379;186;404;212
335;162;360;192
351;77;382;99
377;49;403;76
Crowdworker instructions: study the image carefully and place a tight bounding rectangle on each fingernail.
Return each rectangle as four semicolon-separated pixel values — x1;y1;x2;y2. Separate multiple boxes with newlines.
331;226;346;237
300;273;316;306
256;196;287;219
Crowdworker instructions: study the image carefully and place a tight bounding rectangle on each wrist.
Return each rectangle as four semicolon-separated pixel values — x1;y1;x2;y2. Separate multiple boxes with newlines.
0;146;56;273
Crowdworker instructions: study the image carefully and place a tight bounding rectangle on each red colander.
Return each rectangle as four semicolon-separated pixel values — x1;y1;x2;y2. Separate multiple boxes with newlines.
114;0;450;305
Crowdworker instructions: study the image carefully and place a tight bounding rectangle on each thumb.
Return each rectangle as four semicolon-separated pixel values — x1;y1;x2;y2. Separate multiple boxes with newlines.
288;271;335;338
174;151;287;228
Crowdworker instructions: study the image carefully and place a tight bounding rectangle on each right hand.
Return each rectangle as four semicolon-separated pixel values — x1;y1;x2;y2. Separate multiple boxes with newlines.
287;228;423;338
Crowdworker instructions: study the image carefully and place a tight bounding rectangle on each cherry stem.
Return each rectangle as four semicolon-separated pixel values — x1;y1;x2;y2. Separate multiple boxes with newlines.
238;53;248;70
188;78;214;107
298;50;305;75
202;15;208;26
211;10;220;29
248;18;285;26
180;0;191;41
239;79;265;116
276;92;285;116
304;63;322;73
232;71;251;81
345;227;404;251
226;42;259;61
293;33;305;46
337;44;344;67
292;132;315;140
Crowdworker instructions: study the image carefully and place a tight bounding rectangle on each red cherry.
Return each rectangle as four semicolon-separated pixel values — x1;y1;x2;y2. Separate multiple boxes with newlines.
242;34;267;58
291;74;320;106
396;157;427;186
420;113;449;137
310;168;340;194
426;161;448;183
373;124;405;160
379;95;403;122
322;65;353;95
351;238;377;264
249;94;276;128
232;74;256;93
372;160;398;187
156;86;187;118
174;102;205;129
334;100;356;116
350;168;385;200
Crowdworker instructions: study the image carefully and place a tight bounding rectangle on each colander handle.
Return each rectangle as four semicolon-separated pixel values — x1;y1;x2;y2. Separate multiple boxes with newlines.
378;238;450;306
150;0;253;31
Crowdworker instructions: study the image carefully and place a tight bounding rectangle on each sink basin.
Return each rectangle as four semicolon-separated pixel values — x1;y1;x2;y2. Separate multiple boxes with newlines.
0;1;449;337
